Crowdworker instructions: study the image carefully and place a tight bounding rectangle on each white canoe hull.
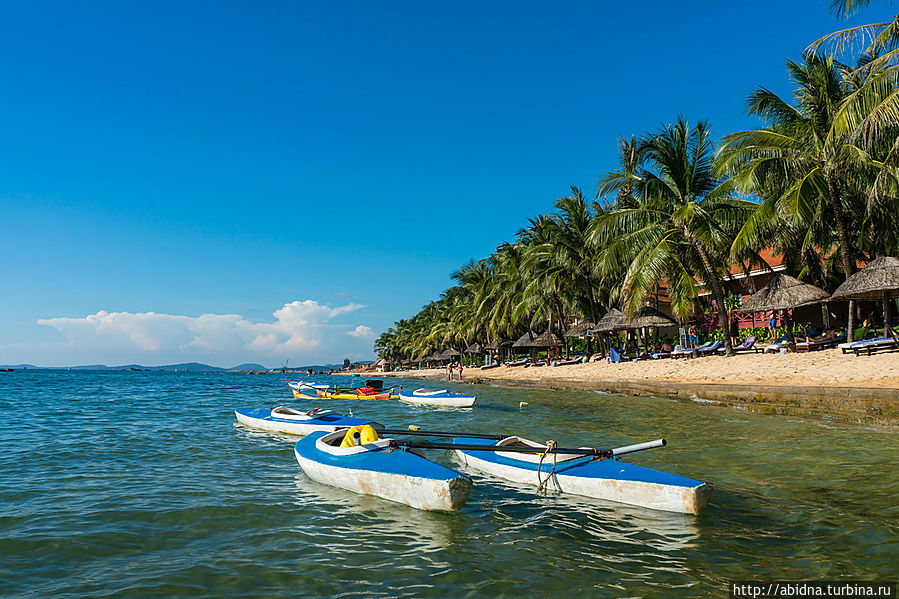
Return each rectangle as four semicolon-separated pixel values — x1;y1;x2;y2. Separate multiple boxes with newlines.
234;408;371;436
399;392;476;408
294;447;471;511
456;446;711;515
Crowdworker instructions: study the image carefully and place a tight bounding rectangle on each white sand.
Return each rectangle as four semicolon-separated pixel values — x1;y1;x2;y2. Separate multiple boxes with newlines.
378;349;899;389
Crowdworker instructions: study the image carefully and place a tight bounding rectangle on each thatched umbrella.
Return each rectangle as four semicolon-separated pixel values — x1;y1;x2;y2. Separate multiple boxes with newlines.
627;306;677;329
626;306;678;352
564;321;595;338
439;348;461;360
592;309;628;333
512;332;536;349
830;256;899;338
464;342;484;354
739;273;830;345
532;330;563;347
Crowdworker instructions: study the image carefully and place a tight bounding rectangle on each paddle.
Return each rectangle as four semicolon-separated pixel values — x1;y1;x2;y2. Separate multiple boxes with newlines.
386;438;666;458
378;427;509;440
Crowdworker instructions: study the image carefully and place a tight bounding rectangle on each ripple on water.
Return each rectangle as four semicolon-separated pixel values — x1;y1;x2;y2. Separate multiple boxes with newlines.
1;371;897;598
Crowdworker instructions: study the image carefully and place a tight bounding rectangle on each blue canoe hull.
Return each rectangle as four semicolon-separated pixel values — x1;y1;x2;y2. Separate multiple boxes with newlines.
455;437;711;514
294;431;472;511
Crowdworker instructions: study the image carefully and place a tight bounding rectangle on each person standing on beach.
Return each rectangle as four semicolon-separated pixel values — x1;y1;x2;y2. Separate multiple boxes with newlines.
768;312;777;340
687;323;698;348
457;362;463;381
446;363;452;381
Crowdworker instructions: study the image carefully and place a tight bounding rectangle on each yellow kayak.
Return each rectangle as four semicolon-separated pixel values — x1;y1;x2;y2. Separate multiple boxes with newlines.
292;388;398;400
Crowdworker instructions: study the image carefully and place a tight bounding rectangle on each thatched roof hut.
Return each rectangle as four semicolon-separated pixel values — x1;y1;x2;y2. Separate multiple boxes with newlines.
464;342;484;354
592;308;628;333
512;332;535;348
439;348;461;359
738;274;829;312
564;321;595;338
830;257;899;301
532;330;563;347
831;256;899;337
627;306;678;329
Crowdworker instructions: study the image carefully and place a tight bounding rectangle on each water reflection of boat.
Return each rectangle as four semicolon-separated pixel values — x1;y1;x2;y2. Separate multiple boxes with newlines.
289;474;462;552
466;475;701;553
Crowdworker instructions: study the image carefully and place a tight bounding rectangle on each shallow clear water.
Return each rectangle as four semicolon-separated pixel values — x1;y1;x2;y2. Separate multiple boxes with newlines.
1;371;896;598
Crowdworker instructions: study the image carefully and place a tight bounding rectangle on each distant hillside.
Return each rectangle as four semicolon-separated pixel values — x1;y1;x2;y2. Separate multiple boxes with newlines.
0;362;269;372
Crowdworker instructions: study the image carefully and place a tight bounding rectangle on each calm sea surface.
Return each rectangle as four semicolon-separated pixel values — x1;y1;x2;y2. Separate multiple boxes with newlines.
1;371;897;598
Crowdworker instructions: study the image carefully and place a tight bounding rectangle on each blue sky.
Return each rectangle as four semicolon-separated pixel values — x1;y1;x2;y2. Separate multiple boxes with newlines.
0;1;875;367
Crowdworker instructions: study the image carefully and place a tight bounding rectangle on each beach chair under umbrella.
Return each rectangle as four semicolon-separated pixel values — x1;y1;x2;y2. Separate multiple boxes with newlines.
830;256;899;343
739;273;830;347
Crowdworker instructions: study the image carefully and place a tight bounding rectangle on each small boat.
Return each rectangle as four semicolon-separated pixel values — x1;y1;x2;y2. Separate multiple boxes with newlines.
286;380;330;391
399;389;477;408
294;427;472;511
316;388;398;400
454;436;711;514
234;406;377;436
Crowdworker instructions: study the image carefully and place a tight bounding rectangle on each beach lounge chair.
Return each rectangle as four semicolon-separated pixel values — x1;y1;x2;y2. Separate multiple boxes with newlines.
671;341;709;359
696;340;724;356
838;336;893;354
763;334;790;353
505;358;528;367
795;333;844;352
551;357;583;367
847;336;899;356
717;336;756;354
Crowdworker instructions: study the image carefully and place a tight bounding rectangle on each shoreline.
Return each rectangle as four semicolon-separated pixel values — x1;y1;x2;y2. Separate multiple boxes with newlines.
362;351;899;428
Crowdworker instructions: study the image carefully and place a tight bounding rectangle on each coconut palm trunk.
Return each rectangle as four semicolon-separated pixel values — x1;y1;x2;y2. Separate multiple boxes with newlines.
686;228;734;355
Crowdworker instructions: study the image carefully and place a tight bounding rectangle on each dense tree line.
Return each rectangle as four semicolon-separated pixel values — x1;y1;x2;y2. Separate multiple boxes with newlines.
376;1;899;362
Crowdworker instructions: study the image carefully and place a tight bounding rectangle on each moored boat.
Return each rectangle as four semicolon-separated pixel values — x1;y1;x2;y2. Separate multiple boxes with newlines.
454;436;711;514
316;388;398;400
294;427;472;511
234;406;377;436
399;389;476;408
286;380;330;391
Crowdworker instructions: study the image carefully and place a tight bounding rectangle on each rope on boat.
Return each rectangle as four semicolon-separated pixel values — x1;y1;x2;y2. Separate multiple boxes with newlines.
535;440;558;494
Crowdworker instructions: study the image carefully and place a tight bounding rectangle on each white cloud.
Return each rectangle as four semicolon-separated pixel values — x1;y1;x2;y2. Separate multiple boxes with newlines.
347;325;374;338
33;300;373;366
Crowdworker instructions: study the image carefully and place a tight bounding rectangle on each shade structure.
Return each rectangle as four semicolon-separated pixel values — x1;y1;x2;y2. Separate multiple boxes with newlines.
831;256;899;338
830;257;899;301
627;306;678;329
564;321;595;338
464;342;484;354
738;274;830;313
512;332;536;348
485;339;512;350
592;309;628;333
439;348;461;359
532;330;563;347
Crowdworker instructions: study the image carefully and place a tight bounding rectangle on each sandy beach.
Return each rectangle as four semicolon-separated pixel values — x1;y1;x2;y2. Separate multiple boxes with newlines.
380;350;899;389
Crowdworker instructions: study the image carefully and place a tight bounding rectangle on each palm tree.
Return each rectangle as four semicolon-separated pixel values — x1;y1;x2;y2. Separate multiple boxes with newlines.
717;53;869;338
596;117;753;355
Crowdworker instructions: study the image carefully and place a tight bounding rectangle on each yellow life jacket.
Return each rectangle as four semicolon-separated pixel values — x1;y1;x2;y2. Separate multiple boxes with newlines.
339;425;379;448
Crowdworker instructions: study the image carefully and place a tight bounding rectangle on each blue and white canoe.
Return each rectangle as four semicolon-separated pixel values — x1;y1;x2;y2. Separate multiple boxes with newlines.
234;406;376;436
294;429;472;511
398;388;477;408
454;436;712;514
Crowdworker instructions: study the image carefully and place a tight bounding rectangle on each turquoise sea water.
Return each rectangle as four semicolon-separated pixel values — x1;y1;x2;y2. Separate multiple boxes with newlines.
1;371;897;598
